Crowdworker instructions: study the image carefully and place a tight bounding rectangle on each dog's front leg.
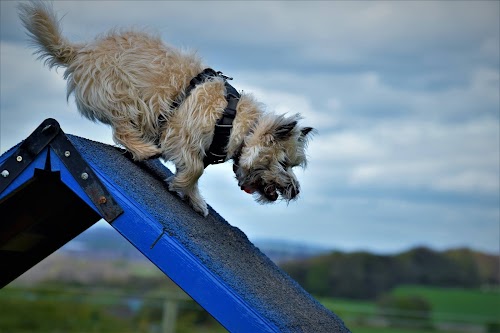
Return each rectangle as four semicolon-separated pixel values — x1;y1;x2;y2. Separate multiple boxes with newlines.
113;120;163;161
167;157;208;217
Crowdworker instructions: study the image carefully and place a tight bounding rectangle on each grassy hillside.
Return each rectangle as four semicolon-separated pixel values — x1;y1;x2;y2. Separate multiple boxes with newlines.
5;237;498;333
3;285;497;333
321;285;500;333
392;285;500;324
282;246;499;299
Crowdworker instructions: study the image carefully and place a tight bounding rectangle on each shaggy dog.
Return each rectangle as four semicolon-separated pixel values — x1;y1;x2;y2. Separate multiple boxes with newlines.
18;2;315;216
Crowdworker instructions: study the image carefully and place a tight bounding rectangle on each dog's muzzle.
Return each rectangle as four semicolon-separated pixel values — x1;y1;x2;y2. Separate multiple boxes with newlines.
240;182;299;202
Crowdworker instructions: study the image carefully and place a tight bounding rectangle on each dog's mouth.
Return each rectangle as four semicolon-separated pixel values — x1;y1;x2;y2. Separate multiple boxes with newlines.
263;184;279;201
235;165;299;202
241;183;278;201
240;182;297;202
241;185;256;195
235;166;278;201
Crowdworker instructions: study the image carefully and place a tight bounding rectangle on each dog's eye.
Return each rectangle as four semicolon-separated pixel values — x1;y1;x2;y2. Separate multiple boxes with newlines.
279;160;289;169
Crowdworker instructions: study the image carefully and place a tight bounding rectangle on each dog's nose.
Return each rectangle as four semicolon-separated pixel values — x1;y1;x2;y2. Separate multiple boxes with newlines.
265;185;278;201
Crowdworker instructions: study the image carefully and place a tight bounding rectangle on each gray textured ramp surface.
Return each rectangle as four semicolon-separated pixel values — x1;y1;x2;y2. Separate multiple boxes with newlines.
68;134;350;333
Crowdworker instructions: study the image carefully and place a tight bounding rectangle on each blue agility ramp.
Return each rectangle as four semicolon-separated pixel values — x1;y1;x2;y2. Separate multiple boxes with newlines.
0;118;350;332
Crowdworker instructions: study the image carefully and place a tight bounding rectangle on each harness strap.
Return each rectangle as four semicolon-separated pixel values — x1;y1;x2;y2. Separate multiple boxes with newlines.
203;82;240;167
170;68;219;109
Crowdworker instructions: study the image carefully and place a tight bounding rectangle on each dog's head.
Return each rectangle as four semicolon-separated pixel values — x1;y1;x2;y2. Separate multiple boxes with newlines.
233;113;314;203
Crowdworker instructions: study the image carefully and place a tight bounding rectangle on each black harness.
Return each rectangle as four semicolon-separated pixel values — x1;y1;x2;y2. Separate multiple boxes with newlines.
166;68;240;168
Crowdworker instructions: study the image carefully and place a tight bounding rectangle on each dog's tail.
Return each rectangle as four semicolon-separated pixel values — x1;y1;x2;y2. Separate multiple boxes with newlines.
18;2;80;69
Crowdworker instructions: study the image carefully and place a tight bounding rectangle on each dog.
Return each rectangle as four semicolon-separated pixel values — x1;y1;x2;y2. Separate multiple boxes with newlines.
18;2;315;217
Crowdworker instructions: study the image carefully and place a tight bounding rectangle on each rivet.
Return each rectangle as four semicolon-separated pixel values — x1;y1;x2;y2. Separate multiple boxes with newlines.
98;196;107;204
81;172;89;180
64;151;71;157
16;156;22;162
42;124;53;132
1;170;9;178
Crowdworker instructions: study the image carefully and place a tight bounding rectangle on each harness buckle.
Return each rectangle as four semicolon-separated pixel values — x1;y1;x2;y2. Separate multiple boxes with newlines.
217;71;233;81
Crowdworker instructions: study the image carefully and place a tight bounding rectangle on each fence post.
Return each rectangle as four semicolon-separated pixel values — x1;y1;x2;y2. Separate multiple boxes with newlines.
162;298;179;333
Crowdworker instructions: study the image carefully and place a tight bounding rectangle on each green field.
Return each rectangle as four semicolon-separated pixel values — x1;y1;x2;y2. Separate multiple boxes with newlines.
320;285;500;333
346;327;440;333
1;284;498;332
392;285;500;324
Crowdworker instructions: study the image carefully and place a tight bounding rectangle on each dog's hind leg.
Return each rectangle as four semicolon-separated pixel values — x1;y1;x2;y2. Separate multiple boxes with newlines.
167;156;208;217
113;121;162;161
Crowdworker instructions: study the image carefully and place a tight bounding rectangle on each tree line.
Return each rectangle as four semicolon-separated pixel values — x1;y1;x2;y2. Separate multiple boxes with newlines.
281;247;499;299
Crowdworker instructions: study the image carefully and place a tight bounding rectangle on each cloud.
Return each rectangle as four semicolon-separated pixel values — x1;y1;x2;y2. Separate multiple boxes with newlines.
0;41;114;152
312;118;499;193
4;1;498;71
0;42;65;99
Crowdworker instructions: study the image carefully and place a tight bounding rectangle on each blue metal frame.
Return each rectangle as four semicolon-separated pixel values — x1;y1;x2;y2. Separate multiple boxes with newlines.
1;147;48;198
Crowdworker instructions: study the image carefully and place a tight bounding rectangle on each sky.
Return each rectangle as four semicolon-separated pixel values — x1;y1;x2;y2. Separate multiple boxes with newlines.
1;1;499;254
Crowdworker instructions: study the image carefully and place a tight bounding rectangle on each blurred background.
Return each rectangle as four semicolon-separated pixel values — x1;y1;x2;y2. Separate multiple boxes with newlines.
1;1;499;332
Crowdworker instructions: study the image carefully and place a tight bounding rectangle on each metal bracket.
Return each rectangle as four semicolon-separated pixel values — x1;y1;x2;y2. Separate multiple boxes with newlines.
0;118;60;193
0;118;123;222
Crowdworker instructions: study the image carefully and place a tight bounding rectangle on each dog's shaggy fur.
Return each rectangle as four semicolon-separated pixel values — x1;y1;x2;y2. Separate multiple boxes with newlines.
19;2;315;216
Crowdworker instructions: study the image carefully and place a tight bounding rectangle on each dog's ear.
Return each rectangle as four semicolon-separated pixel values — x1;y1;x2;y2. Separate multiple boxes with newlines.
274;120;297;140
300;127;315;137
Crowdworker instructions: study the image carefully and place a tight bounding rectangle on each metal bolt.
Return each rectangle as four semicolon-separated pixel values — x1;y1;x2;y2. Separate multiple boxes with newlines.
98;196;107;204
42;124;53;133
64;151;71;157
16;156;22;162
1;170;9;178
81;172;89;180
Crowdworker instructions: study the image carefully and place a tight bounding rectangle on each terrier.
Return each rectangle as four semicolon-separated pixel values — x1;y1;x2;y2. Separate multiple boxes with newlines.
18;2;315;217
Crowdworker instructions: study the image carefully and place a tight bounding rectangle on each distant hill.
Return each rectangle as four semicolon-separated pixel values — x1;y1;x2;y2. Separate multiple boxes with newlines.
252;239;331;263
17;226;331;286
62;226;332;263
21;226;497;301
62;225;146;261
281;246;499;300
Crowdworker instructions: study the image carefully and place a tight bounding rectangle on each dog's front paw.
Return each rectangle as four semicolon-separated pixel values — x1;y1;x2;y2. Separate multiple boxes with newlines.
187;196;209;217
166;176;177;191
166;178;209;217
